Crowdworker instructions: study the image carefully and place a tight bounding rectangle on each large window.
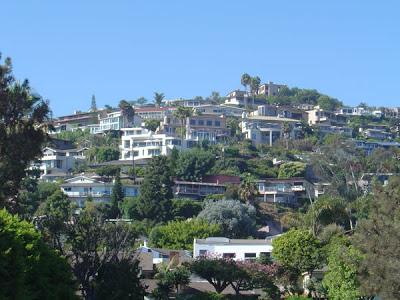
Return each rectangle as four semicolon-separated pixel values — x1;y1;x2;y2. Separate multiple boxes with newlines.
244;253;257;260
223;253;235;259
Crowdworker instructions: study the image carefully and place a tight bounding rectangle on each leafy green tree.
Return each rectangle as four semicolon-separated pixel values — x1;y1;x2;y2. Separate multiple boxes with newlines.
136;156;173;222
190;257;237;293
175;148;215;181
95;165;121;178
317;95;342;111
0;209;77;299
0;54;51;211
150;219;221;250
38;189;73;252
171;198;203;219
250;76;261;106
323;237;365;300
135;96;148;106
94;258;146;300
145;118;161;132
352;177;400;299
272;229;323;274
278;162;306;179
86;146;120;163
197;200;256;238
66;208;139;300
155;265;191;295
154;92;165;107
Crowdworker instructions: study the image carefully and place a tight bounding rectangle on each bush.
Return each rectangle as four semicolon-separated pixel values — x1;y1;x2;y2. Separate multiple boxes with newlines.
197;200;256;238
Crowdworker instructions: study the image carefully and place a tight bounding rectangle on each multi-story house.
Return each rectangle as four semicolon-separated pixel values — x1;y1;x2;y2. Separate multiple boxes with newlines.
134;106;176;120
355;140;400;155
119;127;183;162
173;175;241;199
224;90;249;106
193;104;246;117
252;105;307;121
164;98;211;107
160;114;229;146
32;139;86;181
60;175;139;207
52;111;99;130
383;107;400;119
307;106;353;136
193;237;275;261
256;178;313;205
241;113;301;146
257;81;286;97
89;110;141;134
362;128;392;140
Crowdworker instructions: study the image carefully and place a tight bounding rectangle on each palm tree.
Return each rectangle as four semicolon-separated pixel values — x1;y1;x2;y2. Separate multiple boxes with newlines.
241;73;251;107
173;106;193;148
119;99;135;126
250;76;261;108
154;92;165;107
282;121;292;149
239;176;258;204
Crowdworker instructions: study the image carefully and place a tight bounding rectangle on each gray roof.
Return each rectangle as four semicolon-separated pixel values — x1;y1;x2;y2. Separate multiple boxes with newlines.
195;237;272;246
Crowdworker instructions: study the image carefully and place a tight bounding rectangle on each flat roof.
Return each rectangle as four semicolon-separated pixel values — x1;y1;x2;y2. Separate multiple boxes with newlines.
247;116;299;123
195;237;272;246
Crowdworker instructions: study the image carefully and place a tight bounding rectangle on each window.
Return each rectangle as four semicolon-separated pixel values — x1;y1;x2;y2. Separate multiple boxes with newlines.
124;140;130;148
206;120;212;126
190;119;196;125
199;250;207;256
223;253;235;259
215;120;221;127
198;120;204;126
244;253;257;260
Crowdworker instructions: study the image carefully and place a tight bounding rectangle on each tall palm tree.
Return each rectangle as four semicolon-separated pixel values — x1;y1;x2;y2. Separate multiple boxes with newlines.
173;106;193;148
250;76;261;108
241;73;251;107
239;176;258;204
119;99;135;126
154;92;165;107
282;121;292;149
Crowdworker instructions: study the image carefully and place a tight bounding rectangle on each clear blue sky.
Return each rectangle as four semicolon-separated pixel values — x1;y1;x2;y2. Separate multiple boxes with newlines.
2;1;399;116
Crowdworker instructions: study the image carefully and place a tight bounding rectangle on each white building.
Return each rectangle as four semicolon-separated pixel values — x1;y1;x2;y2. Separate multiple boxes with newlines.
60;175;139;207
89;110;141;134
193;104;246;117
224;90;249;106
32;140;86;181
134;107;176;120
193;237;274;261
164;98;211;107
119;127;183;162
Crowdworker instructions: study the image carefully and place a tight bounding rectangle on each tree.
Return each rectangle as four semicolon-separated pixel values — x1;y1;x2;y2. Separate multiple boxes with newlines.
238;176;258;204
94;258;146;300
136;156;173;222
171;198;203;219
278;162;306;179
190;257;237;293
90;94;97;111
173;106;193;144
65;208;139;300
38;189;73;252
241;73;251;108
322;237;365;300
119;99;135;123
250;76;261;107
86;146;120;163
135;96;148;106
150;219;221;250
110;173;123;218
0;54;51;211
317;95;342;111
155;265;191;295
145;118;161;132
0;209;77;299
175;148;215;181
197;200;256;238
272;229;323;274
154;92;165;107
352;178;400;299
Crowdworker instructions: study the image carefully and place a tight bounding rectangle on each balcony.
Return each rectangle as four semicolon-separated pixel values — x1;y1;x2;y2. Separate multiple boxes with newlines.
63;191;110;197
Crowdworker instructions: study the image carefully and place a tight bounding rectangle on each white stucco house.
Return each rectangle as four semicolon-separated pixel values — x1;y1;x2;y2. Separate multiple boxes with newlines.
60;175;139;207
119;127;183;162
193;237;276;261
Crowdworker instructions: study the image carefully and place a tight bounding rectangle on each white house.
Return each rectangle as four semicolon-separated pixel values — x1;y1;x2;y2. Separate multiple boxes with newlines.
193;237;274;261
31;139;86;181
60;175;139;207
89;110;142;134
119;127;183;162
